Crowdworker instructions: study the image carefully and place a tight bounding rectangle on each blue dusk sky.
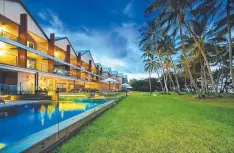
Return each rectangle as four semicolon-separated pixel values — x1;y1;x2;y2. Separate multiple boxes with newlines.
22;0;155;80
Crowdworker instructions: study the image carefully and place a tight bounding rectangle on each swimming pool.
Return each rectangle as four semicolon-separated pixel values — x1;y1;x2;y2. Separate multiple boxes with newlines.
0;99;108;151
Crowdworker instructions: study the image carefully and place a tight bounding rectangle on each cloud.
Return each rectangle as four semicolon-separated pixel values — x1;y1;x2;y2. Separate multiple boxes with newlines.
123;1;133;18
126;72;160;80
37;9;145;79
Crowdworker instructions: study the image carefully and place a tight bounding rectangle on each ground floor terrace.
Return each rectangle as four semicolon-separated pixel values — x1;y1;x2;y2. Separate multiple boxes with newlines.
54;92;234;153
0;67;113;99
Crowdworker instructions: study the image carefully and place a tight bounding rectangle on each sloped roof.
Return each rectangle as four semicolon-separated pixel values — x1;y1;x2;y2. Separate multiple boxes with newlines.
117;73;123;77
16;0;49;40
111;71;118;75
103;68;111;73
96;63;102;68
75;50;96;68
55;37;76;53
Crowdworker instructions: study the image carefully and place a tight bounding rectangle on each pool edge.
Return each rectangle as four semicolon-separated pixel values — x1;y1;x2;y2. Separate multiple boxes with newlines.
1;98;124;153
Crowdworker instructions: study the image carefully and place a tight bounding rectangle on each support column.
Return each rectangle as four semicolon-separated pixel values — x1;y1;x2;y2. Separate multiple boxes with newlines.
77;52;81;79
96;65;99;81
34;72;39;93
18;14;28;68
48;33;55;72
89;60;92;81
65;45;71;76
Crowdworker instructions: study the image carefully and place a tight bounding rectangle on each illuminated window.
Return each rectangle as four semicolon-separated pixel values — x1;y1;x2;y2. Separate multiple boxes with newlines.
27;58;36;69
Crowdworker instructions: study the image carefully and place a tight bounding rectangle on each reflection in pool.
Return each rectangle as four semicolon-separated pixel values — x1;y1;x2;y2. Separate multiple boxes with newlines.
0;99;108;150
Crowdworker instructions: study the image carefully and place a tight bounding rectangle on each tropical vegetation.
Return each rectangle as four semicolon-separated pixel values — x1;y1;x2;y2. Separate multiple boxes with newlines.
140;0;234;97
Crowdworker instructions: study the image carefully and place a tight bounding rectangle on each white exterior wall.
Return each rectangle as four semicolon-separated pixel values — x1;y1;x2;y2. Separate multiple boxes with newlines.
55;39;76;56
102;72;109;79
0;0;47;40
81;53;95;66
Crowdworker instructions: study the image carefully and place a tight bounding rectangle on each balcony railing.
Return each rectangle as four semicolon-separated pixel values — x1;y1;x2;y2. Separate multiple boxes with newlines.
0;30;19;42
36;46;48;54
0;52;18;66
53;67;68;76
36;63;49;72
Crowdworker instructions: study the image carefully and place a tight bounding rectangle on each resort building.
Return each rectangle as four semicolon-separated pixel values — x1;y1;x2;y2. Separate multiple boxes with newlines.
102;68;112;79
0;0;127;98
123;75;128;84
117;73;123;90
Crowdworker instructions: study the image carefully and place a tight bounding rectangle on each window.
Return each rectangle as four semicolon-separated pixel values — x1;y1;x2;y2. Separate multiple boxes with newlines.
27;41;35;49
27;58;36;69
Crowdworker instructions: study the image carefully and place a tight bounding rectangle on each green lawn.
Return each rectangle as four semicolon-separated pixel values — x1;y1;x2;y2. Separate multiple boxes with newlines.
54;92;234;153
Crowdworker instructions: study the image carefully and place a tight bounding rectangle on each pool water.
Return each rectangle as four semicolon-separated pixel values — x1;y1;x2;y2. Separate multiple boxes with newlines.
0;99;108;150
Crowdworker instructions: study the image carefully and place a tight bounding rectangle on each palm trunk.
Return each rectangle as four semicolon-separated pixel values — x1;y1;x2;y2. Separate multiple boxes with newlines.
184;74;188;92
216;62;222;94
178;15;200;96
169;55;181;92
227;0;234;93
167;69;176;91
149;71;152;93
199;44;217;95
200;59;205;95
157;53;169;93
164;69;169;93
156;69;164;91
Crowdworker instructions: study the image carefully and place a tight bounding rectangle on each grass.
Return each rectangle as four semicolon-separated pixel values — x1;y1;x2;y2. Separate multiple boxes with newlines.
54;92;234;153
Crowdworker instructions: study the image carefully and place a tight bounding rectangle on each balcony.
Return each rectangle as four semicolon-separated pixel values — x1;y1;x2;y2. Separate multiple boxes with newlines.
0;29;19;42
53;67;68;76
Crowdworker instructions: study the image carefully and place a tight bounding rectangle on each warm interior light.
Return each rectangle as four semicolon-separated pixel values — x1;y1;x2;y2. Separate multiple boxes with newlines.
0;26;6;31
0;50;6;56
54;51;59;57
0;42;5;48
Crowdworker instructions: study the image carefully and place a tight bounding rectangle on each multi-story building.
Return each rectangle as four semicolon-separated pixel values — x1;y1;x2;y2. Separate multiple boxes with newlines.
102;68;112;79
0;0;109;95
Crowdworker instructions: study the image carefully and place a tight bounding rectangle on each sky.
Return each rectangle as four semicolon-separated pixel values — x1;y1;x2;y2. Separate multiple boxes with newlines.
23;0;157;80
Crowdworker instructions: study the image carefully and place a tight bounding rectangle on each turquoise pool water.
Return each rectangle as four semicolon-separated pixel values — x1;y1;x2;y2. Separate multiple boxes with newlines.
0;99;108;150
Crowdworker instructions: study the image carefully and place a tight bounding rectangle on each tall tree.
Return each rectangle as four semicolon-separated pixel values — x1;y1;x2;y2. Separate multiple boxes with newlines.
145;0;200;96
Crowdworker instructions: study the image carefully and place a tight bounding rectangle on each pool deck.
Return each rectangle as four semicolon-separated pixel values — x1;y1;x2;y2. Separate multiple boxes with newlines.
0;100;51;108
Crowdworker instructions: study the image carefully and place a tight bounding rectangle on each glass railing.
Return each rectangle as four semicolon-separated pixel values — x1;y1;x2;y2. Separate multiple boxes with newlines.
53;67;68;76
36;63;49;72
0;53;18;66
36;46;48;54
0;30;19;42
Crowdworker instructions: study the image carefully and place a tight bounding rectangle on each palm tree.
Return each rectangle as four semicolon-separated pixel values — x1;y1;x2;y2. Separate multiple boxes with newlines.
145;0;200;96
214;0;234;91
139;21;169;93
184;12;223;95
158;35;181;93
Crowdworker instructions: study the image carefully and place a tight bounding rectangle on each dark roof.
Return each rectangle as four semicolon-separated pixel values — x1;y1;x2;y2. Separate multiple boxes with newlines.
17;0;49;40
96;63;102;68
